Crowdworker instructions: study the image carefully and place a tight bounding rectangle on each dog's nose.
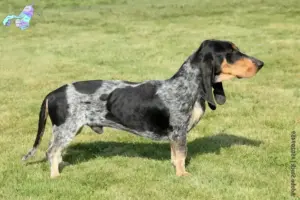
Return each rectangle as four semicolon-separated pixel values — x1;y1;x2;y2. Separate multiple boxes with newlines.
257;60;264;69
253;59;264;70
256;60;264;69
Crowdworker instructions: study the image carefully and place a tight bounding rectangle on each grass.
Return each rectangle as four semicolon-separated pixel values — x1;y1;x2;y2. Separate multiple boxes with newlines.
0;0;299;199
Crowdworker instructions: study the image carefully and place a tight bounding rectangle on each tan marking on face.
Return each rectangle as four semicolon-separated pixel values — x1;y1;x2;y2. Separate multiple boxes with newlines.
215;74;236;82
219;57;257;80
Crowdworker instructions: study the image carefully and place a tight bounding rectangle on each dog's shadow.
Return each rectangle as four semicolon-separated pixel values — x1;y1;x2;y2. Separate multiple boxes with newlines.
63;133;262;165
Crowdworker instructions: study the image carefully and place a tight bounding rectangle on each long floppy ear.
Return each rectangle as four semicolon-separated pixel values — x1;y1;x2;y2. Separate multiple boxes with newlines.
198;52;217;110
213;82;226;105
189;40;217;110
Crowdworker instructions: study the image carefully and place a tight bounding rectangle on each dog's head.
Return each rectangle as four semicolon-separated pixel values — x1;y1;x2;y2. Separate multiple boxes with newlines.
190;39;264;110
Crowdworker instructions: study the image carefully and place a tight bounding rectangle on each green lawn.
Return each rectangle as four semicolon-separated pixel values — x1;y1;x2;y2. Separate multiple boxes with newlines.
0;0;299;199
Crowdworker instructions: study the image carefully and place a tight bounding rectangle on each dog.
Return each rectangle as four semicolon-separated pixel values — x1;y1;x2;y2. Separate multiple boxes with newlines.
22;39;264;178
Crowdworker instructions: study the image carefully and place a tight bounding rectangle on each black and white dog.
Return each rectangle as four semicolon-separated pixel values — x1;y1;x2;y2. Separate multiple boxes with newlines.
22;40;264;178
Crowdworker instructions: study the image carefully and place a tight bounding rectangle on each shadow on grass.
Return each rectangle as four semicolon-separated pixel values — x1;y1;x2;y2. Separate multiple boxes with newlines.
63;133;262;165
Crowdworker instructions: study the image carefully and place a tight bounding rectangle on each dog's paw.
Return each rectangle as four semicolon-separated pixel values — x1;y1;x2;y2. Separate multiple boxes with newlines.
176;171;191;177
50;173;60;179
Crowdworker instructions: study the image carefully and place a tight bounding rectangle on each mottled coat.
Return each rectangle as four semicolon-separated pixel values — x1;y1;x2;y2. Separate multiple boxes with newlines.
23;40;264;177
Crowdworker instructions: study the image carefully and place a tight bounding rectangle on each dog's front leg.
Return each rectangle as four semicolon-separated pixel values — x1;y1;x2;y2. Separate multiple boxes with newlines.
170;132;190;176
170;142;176;167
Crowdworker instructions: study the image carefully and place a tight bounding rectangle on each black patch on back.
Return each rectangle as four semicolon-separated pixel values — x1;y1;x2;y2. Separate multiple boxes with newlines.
73;80;103;94
105;83;171;135
47;85;69;126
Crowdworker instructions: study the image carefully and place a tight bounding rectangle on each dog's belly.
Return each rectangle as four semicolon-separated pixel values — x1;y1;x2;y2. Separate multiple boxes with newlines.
188;100;205;131
101;120;170;140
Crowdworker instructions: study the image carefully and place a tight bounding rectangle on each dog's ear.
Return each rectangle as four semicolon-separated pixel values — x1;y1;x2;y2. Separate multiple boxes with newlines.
198;52;217;110
190;40;219;110
213;82;226;105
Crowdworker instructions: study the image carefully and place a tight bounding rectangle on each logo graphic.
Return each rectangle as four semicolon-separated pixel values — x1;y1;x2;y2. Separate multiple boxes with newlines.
2;4;34;30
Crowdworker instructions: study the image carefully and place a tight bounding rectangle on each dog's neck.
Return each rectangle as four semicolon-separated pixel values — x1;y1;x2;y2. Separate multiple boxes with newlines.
171;59;200;77
167;59;202;109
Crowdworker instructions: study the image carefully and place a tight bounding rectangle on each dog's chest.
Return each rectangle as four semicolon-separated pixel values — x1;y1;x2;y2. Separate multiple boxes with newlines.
187;100;205;131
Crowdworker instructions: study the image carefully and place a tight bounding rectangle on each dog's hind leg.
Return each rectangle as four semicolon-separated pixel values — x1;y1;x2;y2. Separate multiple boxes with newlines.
46;123;82;178
46;144;62;178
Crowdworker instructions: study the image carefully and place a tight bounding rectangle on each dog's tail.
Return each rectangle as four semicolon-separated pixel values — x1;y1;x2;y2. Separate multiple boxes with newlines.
22;98;48;161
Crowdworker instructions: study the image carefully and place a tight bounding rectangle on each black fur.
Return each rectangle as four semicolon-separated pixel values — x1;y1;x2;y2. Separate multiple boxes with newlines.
190;51;217;110
106;82;171;135
213;82;226;105
73;80;103;94
47;85;69;126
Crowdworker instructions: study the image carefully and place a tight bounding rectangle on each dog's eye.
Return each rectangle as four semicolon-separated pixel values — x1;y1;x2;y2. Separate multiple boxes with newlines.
225;53;235;63
227;48;234;53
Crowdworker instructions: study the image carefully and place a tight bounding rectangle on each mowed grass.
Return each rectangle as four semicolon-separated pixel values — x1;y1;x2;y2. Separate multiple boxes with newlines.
0;0;300;199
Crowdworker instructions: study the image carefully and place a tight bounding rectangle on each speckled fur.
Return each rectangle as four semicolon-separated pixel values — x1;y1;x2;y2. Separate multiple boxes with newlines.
22;40;264;177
